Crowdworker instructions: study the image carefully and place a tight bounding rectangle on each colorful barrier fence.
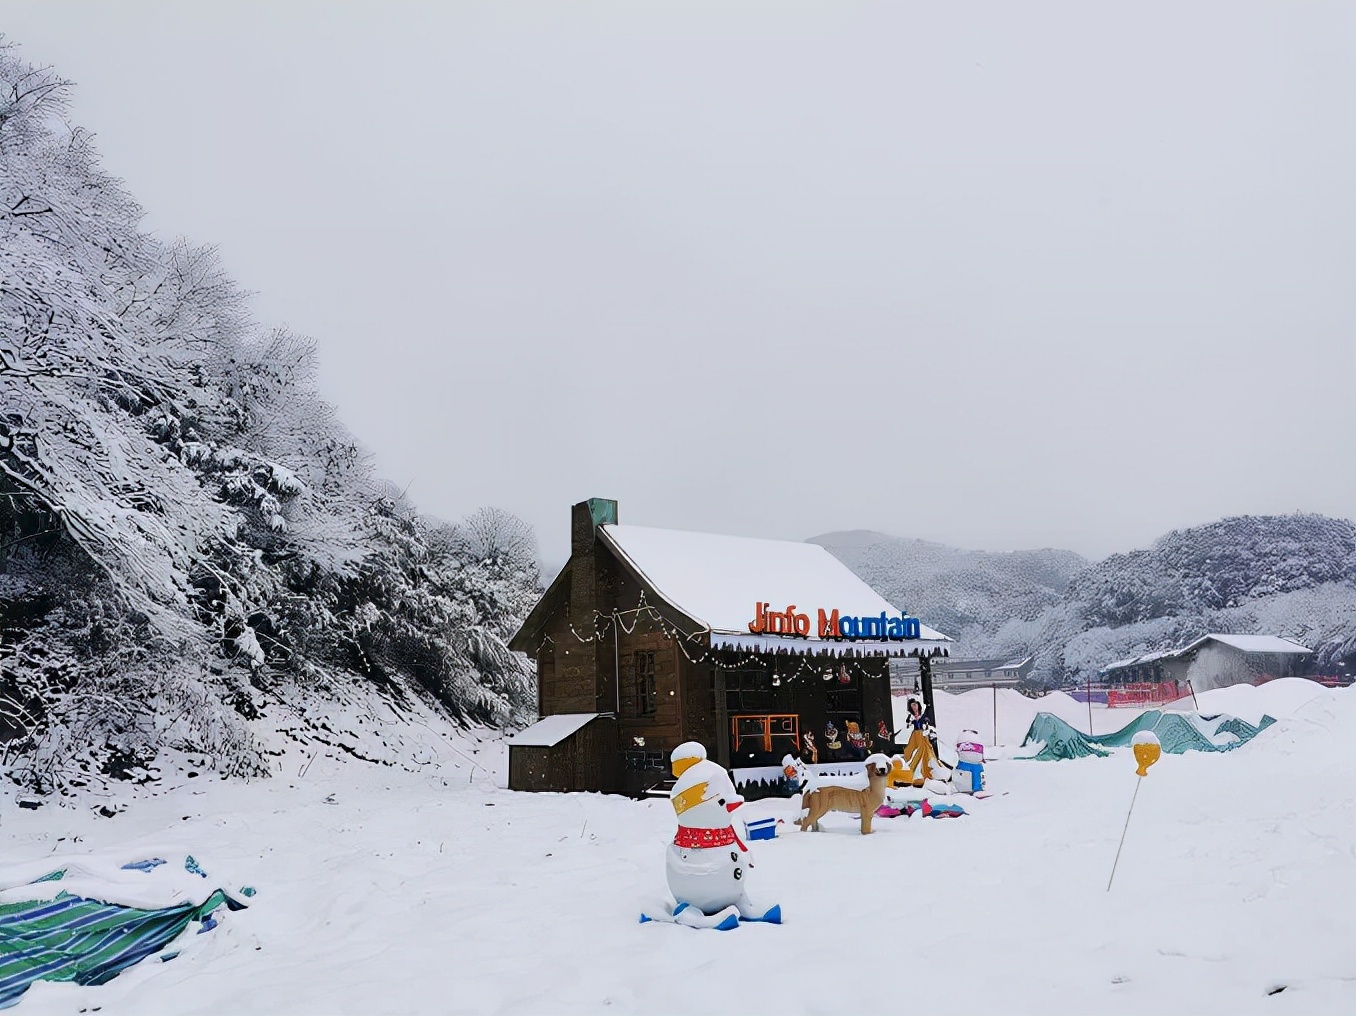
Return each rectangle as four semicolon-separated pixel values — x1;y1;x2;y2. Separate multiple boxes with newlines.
1105;681;1181;708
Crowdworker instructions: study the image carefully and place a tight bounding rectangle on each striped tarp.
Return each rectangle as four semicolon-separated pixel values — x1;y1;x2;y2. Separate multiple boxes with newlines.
0;865;246;1009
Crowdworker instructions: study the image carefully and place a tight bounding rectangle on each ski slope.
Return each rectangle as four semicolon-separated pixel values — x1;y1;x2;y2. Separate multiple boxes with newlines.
3;683;1352;1015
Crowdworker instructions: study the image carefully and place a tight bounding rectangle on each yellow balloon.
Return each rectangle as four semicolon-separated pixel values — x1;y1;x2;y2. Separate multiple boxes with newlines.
1133;741;1161;777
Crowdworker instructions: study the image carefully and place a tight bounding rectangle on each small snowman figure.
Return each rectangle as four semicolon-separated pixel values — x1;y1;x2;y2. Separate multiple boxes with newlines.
951;729;986;794
655;741;781;929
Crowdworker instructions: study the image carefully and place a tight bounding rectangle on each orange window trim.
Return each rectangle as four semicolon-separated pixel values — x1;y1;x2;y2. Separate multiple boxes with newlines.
730;713;800;753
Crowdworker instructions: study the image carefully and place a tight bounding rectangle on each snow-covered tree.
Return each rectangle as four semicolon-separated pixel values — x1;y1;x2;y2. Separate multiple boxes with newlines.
0;42;540;792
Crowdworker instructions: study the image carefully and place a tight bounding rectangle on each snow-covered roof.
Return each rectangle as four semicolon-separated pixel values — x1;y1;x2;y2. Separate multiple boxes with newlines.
1188;634;1312;656
599;524;952;654
507;713;599;747
1101;633;1312;673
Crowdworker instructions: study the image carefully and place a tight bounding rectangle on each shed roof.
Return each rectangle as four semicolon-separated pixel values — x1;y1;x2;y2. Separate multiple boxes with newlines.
1185;633;1312;656
506;713;600;747
599;524;952;653
1101;633;1312;674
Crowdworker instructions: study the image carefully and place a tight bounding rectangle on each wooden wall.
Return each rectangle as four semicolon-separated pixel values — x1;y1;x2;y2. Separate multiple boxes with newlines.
534;593;599;715
508;745;567;792
507;717;621;793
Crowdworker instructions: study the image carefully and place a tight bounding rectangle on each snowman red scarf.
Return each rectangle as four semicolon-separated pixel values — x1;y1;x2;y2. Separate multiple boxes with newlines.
673;825;747;851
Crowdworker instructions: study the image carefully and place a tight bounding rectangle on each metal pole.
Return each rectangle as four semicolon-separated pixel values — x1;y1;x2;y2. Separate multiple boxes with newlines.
1087;674;1094;735
993;683;998;747
1107;778;1143;891
1187;679;1199;711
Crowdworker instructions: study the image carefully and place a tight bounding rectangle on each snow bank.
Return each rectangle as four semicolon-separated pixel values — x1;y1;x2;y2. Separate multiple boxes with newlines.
3;687;1351;1015
1165;677;1332;726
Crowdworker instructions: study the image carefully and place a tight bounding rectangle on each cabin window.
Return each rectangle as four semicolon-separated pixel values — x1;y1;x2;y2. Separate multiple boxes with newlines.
724;667;775;713
627;651;657;718
730;714;800;755
825;687;860;712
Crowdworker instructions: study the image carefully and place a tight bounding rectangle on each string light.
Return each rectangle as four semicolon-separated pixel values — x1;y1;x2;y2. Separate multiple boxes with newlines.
536;590;947;685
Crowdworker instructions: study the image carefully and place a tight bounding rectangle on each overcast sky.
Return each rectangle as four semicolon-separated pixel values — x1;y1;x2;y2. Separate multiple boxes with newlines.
5;2;1354;568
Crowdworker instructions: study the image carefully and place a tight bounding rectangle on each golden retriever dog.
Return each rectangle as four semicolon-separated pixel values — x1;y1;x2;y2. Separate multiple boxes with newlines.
799;753;892;835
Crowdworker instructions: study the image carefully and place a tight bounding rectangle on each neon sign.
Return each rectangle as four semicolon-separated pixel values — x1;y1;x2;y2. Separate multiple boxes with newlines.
746;602;922;640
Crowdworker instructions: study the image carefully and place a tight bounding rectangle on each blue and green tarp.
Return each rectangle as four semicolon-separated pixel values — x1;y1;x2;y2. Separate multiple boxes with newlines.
1018;709;1277;762
0;855;250;1009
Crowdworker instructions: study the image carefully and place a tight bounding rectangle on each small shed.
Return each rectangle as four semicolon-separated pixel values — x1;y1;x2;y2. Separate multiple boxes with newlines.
506;713;621;793
1100;633;1312;691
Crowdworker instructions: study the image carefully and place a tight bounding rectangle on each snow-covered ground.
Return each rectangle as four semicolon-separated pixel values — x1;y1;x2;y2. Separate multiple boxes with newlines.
3;681;1353;1015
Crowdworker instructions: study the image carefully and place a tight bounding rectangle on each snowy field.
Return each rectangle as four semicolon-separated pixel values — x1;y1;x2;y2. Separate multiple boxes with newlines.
3;679;1353;1015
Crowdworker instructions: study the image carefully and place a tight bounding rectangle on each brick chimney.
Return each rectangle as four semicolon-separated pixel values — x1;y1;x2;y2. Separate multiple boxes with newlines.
571;498;618;557
569;497;616;633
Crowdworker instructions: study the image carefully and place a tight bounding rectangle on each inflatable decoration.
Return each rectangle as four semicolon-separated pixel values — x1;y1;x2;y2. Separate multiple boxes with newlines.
951;729;986;794
824;722;842;751
845;721;867;753
1132;730;1162;777
889;729;940;787
799;753;893;834
640;742;782;930
1108;730;1161;891
802;731;818;763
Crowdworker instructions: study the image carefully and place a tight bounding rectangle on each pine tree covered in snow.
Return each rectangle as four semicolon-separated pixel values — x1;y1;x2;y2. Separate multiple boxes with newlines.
0;45;538;794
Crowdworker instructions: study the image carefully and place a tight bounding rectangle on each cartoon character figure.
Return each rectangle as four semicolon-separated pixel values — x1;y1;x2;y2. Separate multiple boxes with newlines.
877;720;892;744
951;729;986;794
845;720;867;752
888;754;919;789
781;754;805;795
824;721;842;751
802;731;818;763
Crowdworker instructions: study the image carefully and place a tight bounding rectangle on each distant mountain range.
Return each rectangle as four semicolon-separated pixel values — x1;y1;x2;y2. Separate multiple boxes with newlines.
811;514;1356;685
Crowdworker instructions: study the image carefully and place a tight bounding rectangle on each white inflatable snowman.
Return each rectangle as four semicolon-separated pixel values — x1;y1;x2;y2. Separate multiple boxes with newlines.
655;741;780;929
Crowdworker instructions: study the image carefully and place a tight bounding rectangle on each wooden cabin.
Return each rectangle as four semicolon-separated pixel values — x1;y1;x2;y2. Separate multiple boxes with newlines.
508;499;954;796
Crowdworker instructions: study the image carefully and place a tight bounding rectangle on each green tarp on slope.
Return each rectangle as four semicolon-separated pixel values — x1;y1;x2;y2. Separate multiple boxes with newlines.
1018;710;1277;762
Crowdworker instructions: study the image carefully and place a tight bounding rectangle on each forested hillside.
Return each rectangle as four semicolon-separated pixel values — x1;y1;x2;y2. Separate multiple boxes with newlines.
0;46;538;794
816;514;1356;686
807;530;1087;637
